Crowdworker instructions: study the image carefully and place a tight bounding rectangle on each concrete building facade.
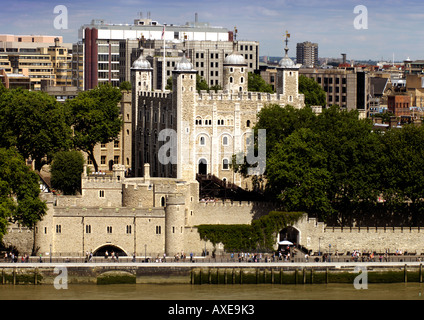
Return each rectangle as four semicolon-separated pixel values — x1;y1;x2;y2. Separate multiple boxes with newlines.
296;41;318;68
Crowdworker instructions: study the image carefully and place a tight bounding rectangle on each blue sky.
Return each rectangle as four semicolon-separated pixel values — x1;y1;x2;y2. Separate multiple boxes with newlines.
1;0;424;61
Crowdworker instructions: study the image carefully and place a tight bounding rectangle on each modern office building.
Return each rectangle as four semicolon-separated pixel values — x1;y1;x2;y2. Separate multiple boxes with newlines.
0;35;73;90
296;41;318;68
299;67;370;114
79;15;259;90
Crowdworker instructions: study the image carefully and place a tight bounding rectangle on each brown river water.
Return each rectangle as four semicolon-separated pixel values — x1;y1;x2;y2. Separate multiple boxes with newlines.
1;283;423;300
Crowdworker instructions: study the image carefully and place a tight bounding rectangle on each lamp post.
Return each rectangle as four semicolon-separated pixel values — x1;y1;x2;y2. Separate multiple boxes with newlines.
318;237;323;256
144;244;147;263
329;244;331;263
49;244;52;263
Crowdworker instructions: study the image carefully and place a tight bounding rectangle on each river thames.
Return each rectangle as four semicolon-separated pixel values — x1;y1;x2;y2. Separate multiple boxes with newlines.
1;282;423;300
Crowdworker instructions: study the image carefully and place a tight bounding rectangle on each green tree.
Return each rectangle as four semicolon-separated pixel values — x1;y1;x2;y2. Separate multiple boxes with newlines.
266;128;333;218
196;75;209;92
50;150;85;195
119;81;132;91
0;88;72;170
66;83;123;172
298;75;326;107
0;148;47;243
248;72;274;93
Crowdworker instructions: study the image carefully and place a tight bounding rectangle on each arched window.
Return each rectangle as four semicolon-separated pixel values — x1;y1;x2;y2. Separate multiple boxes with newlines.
246;120;251;127
161;196;166;207
200;136;205;145
223;136;228;146
240;77;244;83
222;158;229;170
229;77;233;83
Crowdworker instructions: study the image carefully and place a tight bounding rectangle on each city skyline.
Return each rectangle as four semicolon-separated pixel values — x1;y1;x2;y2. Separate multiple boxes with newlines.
0;0;423;61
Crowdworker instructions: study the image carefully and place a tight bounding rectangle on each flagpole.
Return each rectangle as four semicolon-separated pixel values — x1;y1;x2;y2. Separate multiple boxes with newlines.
162;24;166;92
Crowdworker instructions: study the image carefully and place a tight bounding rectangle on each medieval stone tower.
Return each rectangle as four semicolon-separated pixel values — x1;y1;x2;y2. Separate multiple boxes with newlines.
276;33;302;107
131;51;153;176
172;51;198;181
164;193;186;256
222;42;248;93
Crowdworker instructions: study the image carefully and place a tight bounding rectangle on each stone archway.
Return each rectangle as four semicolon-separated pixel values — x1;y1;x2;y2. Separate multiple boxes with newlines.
92;244;128;257
279;226;300;246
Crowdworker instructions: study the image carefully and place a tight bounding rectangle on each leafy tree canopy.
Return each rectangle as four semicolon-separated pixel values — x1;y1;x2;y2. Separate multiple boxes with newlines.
298;75;326;107
0;87;72;170
248;72;274;93
66;83;122;172
0;148;47;242
50;150;85;195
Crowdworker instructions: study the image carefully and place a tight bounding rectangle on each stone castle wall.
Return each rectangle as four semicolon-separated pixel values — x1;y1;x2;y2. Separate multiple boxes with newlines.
292;214;424;255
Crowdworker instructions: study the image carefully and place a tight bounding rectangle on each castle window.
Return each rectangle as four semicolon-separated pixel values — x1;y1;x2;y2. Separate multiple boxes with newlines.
161;196;166;207
200;136;205;145
246;120;251;127
222;158;229;170
229;77;233;83
222;136;228;146
241;67;244;73
114;140;119;148
230;67;233;73
126;225;132;234
289;95;293;102
56;225;62;233
86;225;91;234
156;226;161;234
107;226;113;234
99;190;105;198
240;77;244;83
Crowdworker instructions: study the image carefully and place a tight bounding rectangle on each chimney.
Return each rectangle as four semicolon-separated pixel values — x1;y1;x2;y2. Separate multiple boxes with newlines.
341;53;347;65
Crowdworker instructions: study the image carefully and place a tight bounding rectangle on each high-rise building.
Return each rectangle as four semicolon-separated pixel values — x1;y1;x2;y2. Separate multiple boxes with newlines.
296;41;318;68
79;15;259;90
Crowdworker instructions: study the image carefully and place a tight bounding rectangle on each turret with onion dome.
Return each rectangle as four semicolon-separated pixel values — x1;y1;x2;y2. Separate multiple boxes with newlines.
131;48;153;103
131;50;153;71
223;27;248;93
174;50;197;73
278;32;299;70
275;31;302;103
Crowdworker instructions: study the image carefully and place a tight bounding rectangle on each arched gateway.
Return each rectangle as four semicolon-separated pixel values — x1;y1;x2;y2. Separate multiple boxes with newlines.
92;244;128;257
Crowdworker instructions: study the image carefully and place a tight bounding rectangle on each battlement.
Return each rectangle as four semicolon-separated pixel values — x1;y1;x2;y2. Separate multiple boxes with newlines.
197;199;277;208
139;90;172;100
324;226;424;234
197;90;304;103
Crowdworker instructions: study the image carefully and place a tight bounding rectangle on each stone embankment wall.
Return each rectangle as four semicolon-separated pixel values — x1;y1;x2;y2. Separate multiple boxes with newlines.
1;262;423;285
